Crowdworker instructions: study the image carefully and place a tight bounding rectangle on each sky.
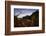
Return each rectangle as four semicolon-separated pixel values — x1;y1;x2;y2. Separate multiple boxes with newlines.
14;8;38;18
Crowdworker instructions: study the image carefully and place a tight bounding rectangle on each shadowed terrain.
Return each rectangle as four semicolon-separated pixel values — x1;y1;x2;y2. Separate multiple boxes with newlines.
14;10;39;27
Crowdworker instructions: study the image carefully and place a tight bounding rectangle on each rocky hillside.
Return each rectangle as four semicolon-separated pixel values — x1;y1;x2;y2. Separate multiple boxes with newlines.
14;10;39;27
